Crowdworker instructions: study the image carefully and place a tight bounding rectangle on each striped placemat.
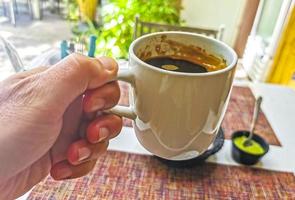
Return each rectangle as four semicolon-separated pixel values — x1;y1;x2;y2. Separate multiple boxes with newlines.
118;83;281;146
222;86;281;146
28;151;295;199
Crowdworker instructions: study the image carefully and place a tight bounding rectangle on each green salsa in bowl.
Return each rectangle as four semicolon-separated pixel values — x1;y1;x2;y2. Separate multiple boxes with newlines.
231;131;269;165
233;136;266;155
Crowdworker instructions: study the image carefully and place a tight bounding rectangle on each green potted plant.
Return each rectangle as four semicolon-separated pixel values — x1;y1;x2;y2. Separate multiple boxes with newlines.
91;0;183;58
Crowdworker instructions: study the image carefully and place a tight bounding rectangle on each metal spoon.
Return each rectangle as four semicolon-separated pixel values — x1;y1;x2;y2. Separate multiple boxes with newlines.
244;96;263;147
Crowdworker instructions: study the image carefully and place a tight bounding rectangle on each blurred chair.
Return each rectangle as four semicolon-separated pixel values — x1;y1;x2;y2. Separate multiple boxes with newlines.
0;35;25;72
47;0;61;14
0;0;33;25
1;0;16;25
133;16;225;41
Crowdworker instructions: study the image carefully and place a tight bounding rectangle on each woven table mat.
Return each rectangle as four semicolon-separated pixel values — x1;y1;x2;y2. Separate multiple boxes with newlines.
118;83;281;146
28;151;295;199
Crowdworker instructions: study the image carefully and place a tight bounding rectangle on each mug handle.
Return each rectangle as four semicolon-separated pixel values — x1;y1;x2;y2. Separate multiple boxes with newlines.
106;68;137;120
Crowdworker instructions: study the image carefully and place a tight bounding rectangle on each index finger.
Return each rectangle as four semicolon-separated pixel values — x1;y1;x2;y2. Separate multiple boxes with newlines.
35;54;119;111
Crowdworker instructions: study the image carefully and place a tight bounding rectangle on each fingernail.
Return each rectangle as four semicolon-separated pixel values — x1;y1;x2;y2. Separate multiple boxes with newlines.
98;127;109;142
56;165;72;179
99;57;117;71
78;147;91;161
90;98;105;112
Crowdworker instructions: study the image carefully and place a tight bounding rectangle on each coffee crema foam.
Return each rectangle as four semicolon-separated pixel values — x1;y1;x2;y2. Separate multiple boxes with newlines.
138;35;227;72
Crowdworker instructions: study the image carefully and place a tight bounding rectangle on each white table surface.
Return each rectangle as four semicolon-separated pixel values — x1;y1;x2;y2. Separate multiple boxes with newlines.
3;57;293;199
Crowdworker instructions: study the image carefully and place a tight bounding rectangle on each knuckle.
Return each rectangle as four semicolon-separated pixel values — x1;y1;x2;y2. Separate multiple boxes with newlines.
68;53;98;74
108;58;119;72
107;82;121;103
69;53;92;70
97;56;118;75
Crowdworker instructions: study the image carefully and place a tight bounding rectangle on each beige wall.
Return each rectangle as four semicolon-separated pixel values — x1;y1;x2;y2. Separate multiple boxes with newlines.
181;0;246;46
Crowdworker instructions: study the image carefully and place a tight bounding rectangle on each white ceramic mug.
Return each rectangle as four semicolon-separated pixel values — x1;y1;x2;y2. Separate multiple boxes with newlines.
111;32;237;160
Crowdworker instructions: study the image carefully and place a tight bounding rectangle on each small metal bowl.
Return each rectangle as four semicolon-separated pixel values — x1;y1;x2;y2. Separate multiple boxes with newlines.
231;131;269;165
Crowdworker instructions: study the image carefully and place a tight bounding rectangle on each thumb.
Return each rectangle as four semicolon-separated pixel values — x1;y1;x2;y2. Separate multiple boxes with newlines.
36;53;118;113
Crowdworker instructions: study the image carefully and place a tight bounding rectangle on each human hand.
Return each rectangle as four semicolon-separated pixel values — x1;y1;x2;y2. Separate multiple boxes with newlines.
0;54;122;199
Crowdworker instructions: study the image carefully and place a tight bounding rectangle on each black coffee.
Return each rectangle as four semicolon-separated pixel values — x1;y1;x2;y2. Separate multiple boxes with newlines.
145;56;208;73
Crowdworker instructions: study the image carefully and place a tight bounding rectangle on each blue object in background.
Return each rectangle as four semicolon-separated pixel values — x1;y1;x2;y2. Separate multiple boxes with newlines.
69;42;75;53
88;35;97;57
60;40;68;59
